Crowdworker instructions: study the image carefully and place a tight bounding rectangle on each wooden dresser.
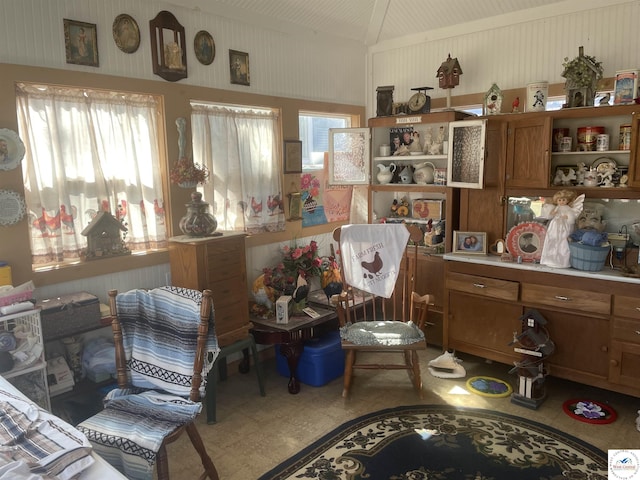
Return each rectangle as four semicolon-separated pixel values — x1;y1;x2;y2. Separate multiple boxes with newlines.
169;233;250;347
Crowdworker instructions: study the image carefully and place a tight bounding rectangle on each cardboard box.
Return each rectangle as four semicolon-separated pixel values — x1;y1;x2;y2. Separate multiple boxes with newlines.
412;199;444;221
275;330;345;386
275;295;292;324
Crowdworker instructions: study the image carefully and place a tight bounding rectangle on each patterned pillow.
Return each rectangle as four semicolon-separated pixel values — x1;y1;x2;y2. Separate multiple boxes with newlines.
340;321;425;346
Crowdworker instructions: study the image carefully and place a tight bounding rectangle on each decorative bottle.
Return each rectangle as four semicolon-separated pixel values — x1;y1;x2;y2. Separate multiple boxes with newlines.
179;192;218;236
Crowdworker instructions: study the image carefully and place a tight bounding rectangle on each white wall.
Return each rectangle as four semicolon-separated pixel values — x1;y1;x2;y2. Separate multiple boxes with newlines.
365;0;640;115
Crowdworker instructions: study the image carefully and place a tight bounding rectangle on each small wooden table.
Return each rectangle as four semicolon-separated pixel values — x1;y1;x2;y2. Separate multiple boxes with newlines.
250;307;338;394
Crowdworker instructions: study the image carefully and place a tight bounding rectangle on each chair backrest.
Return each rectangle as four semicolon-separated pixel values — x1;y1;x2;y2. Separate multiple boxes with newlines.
108;287;216;402
333;224;424;323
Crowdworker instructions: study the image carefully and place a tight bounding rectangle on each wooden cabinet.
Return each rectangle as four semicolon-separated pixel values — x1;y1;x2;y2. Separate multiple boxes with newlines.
444;258;640;397
505;114;551;189
168;233;250;347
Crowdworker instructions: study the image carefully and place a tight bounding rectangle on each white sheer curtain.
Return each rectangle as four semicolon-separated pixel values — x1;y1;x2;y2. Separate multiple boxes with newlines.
16;83;167;267
191;103;285;233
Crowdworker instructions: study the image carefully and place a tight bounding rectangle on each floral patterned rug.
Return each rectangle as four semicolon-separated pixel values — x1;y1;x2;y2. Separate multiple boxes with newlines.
258;404;607;480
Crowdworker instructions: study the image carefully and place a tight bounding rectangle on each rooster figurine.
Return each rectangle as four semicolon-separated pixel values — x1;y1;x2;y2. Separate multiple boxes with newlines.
292;274;309;304
321;256;343;303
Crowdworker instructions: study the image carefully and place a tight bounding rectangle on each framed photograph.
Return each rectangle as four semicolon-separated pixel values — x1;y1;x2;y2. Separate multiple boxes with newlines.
452;231;487;255
614;69;639;105
194;30;215;65
288;192;302;220
112;14;140;54
229;49;250;86
284;140;302;173
63;19;99;67
447;119;486;189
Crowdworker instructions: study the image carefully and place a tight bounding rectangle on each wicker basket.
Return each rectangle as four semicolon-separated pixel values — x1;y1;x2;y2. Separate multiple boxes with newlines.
568;241;610;271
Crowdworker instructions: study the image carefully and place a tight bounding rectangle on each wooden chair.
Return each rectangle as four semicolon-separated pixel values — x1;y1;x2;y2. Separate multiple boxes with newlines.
332;224;433;398
78;287;219;480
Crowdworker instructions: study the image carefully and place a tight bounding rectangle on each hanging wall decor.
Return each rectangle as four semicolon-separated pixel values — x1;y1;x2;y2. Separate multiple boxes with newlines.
112;14;140;54
194;30;215;65
229;50;250;86
149;11;187;82
63;19;99;67
0;129;25;171
0;190;27;226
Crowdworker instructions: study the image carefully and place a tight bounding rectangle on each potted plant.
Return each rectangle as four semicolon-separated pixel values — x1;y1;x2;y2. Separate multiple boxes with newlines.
169;157;209;188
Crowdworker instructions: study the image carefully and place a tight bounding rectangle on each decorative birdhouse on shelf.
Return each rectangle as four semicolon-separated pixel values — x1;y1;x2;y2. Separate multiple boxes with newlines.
81;211;130;260
561;46;603;108
436;54;463;89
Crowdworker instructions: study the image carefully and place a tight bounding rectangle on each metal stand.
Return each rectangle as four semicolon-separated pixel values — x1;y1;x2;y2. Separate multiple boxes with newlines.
508;309;554;410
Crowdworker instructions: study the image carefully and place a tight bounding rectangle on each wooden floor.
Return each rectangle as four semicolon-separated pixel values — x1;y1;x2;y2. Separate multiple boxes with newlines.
168;345;640;479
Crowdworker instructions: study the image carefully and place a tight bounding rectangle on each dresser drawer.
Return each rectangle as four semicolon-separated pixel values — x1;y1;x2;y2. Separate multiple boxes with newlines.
613;295;640;320
612;317;640;344
521;283;610;315
446;272;519;301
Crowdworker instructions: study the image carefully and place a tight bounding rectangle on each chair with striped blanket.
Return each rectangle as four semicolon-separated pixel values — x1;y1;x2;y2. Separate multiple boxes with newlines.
77;286;220;480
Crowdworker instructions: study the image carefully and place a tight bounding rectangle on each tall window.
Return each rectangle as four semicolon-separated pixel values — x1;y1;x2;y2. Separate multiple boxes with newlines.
16;83;167;269
299;112;351;170
191;102;285;233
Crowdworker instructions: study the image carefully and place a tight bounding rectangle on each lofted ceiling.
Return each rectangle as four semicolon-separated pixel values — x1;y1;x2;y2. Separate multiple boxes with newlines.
164;0;568;45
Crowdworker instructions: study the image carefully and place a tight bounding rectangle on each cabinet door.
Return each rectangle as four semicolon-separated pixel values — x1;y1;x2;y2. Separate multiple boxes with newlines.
626;112;640;186
447;292;522;363
505;116;551;188
609;340;640;386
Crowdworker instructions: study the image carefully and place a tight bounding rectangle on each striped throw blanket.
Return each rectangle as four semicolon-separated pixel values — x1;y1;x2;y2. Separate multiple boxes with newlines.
77;286;219;480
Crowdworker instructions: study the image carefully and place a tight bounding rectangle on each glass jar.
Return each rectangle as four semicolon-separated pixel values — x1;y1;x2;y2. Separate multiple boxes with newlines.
179;192;218;236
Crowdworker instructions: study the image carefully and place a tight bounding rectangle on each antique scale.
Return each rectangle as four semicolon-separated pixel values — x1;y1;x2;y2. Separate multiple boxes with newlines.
407;87;433;114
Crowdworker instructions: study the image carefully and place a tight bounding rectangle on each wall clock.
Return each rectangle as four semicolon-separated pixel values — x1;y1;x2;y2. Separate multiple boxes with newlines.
408;87;433;114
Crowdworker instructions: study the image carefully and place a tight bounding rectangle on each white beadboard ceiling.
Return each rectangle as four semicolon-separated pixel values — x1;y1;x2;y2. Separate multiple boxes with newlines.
161;0;568;45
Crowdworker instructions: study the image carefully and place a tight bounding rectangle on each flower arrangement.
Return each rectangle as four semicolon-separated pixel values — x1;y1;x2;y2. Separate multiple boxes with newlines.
169;157;209;186
263;240;322;292
300;173;320;198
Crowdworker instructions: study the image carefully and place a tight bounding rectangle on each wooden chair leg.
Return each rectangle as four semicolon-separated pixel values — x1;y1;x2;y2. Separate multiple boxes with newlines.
186;422;220;480
156;444;170;480
411;350;423;398
343;350;355;398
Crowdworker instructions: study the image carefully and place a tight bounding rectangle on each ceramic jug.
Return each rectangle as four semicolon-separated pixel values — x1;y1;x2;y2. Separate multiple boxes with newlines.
399;165;413;184
376;163;396;184
413;161;435;184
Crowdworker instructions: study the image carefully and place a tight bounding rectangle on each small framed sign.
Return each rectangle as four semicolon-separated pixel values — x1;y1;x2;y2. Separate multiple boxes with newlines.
614;69;639;105
283;140;302;174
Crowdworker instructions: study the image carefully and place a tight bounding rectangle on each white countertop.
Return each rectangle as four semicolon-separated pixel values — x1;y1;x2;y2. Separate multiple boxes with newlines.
443;253;640;286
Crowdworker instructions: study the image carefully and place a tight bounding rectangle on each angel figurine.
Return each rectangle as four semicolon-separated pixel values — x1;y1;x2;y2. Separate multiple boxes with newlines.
539;190;585;268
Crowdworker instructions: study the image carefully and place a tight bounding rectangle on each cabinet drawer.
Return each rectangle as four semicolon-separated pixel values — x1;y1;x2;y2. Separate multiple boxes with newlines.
521;283;610;315
613;295;640;320
446;272;518;301
208;275;246;308
612;317;640;343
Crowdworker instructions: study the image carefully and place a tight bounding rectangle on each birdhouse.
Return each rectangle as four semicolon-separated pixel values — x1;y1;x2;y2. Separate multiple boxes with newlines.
81;211;130;260
561;46;603;108
436;54;463;89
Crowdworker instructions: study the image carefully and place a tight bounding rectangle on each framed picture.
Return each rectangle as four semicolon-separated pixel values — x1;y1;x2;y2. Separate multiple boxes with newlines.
452;231;487;255
63;19;99;67
614;69;639;105
284;140;302;173
149;11;187;82
288;192;302;220
447;119;486;189
112;14;140;54
229;49;250;86
194;30;215;65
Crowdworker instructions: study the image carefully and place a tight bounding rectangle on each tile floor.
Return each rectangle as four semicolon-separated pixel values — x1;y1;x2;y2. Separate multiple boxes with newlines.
169;346;640;480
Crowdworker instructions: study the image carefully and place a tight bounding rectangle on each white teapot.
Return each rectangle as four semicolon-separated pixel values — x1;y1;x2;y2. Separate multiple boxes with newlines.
399;165;413;184
413;161;435;184
376;163;396;184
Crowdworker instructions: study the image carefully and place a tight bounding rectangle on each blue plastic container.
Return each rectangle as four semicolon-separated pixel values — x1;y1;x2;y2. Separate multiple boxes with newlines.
275;330;344;387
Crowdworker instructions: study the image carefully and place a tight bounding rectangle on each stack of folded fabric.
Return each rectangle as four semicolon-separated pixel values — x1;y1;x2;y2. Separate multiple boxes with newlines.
428;350;466;378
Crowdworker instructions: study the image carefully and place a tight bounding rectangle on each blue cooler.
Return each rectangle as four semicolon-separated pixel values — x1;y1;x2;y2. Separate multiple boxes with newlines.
275;330;344;387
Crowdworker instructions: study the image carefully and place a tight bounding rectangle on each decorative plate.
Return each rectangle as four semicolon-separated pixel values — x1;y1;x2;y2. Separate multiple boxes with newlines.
0;189;27;226
505;221;547;262
591;156;616;174
0;128;25;171
112;14;140;54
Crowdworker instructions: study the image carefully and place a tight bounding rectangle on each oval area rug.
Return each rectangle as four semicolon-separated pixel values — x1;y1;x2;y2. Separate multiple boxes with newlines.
258;404;606;479
466;375;513;397
562;398;617;424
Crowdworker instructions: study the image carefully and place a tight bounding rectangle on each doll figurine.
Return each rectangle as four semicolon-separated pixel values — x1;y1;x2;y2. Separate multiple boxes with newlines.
540;190;585;268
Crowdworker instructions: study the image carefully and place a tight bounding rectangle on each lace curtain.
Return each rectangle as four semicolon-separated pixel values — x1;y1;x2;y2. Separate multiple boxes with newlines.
16;83;167;266
191;103;285;233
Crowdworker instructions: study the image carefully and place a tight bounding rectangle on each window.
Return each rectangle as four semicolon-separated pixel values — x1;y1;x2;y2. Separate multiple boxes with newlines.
299;112;351;170
191;102;285;234
16;83;167;269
